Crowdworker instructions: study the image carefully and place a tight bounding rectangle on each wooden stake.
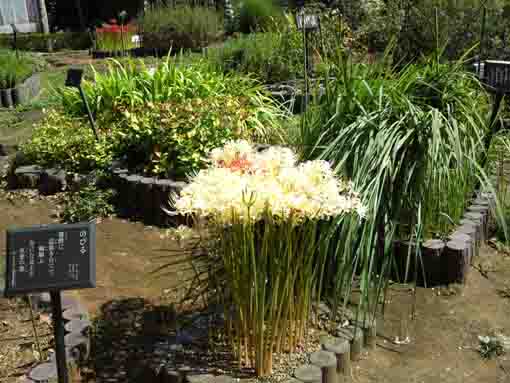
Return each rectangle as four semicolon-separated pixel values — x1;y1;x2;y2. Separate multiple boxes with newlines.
310;351;337;383
321;336;351;379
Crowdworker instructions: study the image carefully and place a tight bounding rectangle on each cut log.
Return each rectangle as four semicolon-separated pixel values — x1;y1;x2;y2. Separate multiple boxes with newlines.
187;374;216;383
350;326;363;361
467;205;490;242
448;231;473;265
363;318;377;350
444;240;470;284
295;365;322;383
393;240;418;283
420;239;445;287
456;224;478;258
321;336;351;378
141;177;156;224
472;197;490;207
160;367;182;383
64;318;92;335
310;351;337;383
337;325;363;361
463;211;484;242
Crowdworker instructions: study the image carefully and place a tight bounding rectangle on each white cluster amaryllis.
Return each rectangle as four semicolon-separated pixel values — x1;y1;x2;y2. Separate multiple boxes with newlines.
174;140;366;223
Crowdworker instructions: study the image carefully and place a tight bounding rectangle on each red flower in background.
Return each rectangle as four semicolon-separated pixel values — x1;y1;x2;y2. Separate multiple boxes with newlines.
109;18;117;24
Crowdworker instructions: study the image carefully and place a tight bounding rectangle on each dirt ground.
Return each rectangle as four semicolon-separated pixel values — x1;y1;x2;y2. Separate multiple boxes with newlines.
0;195;509;383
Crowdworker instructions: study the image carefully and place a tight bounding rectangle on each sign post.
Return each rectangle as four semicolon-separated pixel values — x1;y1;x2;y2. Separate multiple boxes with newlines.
295;10;320;112
4;222;96;383
65;69;99;141
51;291;69;383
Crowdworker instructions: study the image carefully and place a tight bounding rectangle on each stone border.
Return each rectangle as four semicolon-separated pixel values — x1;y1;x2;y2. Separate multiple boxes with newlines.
393;192;495;287
19;293;91;383
0;73;40;108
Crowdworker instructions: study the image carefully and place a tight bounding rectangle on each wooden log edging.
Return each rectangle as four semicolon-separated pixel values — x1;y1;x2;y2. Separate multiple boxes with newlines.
110;167;186;226
0;73;40;108
295;326;371;383
393;193;493;287
22;293;92;382
6;161;186;227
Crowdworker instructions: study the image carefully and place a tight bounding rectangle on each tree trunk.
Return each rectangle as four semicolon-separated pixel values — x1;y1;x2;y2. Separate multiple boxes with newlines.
37;0;52;51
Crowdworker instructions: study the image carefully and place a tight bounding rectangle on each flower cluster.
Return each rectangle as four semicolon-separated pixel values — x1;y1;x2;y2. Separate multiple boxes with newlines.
174;140;366;223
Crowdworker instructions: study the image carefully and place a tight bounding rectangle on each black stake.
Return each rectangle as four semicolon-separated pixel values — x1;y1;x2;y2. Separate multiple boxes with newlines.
65;68;99;141
50;291;69;383
78;85;99;141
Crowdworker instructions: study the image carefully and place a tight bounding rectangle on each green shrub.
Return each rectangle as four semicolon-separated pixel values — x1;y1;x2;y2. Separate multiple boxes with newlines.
0;32;91;52
0;49;41;89
30;59;283;177
21;110;114;173
208;11;350;83
60;185;115;223
238;0;280;33
111;95;277;178
139;5;222;51
56;57;283;141
208;31;303;83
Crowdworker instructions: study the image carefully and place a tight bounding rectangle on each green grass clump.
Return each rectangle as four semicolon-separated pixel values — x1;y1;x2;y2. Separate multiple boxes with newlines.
0;50;39;89
208;31;303;84
295;46;493;320
60;185;115;223
139;5;223;51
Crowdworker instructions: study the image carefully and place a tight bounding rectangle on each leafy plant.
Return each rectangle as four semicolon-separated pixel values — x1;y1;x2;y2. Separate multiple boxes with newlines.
165;141;365;376
238;0;280;33
60;185;115;223
296;48;492;321
139;5;223;51
111;95;281;178
37;58;283;176
0;50;39;89
21;110;114;173
478;335;505;359
208;30;303;83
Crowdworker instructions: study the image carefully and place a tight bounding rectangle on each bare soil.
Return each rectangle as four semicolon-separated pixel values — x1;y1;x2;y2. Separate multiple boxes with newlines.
0;195;509;382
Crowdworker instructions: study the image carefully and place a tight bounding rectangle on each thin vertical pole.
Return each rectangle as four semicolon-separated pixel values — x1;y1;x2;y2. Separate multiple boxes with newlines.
27;295;43;361
50;291;69;383
78;86;99;141
480;5;486;62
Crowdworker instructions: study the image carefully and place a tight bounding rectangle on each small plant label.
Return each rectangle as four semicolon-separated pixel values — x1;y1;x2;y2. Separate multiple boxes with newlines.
3;222;96;296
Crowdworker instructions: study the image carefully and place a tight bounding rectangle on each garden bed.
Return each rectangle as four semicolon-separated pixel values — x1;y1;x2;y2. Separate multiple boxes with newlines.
0;73;40;108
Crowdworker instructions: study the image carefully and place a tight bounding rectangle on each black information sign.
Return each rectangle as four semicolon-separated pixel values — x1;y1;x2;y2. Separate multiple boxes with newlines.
4;222;96;296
